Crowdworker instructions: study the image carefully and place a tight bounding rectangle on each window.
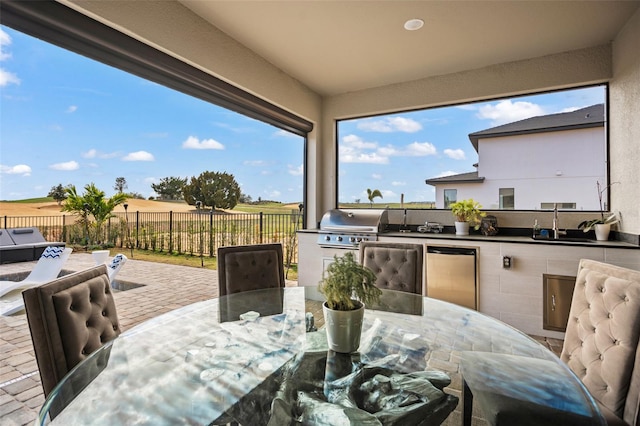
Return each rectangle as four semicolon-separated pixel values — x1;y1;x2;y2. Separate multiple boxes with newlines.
541;203;577;210
444;190;457;209
337;85;607;212
499;188;514;210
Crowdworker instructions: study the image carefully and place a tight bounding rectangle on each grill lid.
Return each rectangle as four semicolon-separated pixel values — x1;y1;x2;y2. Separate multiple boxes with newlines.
319;209;389;234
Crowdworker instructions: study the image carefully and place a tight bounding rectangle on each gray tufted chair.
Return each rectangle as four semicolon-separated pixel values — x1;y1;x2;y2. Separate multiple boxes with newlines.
217;243;285;297
359;242;424;294
23;264;121;398
560;259;640;425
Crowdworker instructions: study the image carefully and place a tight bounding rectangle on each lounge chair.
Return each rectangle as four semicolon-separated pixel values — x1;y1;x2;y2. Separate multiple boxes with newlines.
106;253;127;282
0;246;72;316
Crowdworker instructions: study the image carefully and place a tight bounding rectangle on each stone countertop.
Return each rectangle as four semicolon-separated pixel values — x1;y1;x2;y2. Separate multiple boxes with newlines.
299;229;639;249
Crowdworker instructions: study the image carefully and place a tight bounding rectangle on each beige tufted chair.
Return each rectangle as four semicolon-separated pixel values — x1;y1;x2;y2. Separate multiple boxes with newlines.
359;242;424;294
560;259;640;425
23;264;121;397
217;243;285;297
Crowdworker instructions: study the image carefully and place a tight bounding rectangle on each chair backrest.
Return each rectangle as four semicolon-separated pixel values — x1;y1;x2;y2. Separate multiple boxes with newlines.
8;227;46;244
560;259;640;424
25;246;73;283
106;253;127;281
217;243;285;297
22;264;121;397
359;242;424;294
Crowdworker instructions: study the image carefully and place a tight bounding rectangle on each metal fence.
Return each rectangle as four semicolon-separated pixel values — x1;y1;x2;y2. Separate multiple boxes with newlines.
1;210;302;264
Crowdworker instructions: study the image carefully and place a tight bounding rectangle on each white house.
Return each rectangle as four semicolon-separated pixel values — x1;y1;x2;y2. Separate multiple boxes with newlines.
426;104;606;210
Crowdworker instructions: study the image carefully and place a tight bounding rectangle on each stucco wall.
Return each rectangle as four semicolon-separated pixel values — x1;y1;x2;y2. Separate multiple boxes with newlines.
610;8;640;235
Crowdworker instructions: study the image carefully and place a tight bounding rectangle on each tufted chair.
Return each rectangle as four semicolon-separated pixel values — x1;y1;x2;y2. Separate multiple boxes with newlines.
359;242;424;294
217;243;285;297
560;259;640;425
23;264;121;398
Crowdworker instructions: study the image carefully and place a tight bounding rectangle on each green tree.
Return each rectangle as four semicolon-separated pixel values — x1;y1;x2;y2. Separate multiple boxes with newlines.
151;176;187;200
114;177;128;193
183;171;241;210
62;183;128;245
366;188;383;207
47;184;68;205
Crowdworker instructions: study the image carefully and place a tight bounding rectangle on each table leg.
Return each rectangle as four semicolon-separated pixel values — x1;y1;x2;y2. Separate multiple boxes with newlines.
462;378;473;426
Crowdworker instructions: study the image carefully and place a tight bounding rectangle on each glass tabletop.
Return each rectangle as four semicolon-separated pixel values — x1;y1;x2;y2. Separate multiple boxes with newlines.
37;286;602;425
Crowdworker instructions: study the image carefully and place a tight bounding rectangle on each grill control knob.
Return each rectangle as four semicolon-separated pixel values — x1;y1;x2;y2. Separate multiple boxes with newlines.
324;235;331;241
336;236;343;242
349;237;356;243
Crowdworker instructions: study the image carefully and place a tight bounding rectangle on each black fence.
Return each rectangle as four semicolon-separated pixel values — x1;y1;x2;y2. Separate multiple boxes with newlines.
2;211;302;264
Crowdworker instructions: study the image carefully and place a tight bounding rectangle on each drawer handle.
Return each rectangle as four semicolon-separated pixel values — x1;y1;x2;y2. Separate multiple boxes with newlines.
551;294;556;311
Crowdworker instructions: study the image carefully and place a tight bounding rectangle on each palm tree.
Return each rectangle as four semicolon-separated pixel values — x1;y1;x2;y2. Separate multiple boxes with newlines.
366;188;383;207
62;183;128;245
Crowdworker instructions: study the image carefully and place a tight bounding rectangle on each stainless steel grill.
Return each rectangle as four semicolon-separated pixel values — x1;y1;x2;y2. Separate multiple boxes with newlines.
317;209;389;248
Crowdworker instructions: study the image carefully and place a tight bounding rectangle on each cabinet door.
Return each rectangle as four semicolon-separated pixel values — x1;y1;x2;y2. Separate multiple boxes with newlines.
543;274;575;332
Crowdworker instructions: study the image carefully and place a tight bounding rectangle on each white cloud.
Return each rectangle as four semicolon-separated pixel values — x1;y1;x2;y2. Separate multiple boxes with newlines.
340;149;389;164
0;28;11;61
144;177;158;184
391;181;406;186
342;134;377;150
0;68;20;87
182;135;224;150
357;117;422;133
477;100;545;126
243;160;267;167
266;190;281;198
434;171;458;178
123;151;154;161
82;149;119;159
371;174;382;180
49;161;79;171
288;164;303;176
444;148;466;160
0;164;31;176
66;105;78;113
405;142;437;156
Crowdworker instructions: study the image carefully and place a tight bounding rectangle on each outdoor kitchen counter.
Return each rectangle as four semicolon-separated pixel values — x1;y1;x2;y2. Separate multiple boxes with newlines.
298;229;639;249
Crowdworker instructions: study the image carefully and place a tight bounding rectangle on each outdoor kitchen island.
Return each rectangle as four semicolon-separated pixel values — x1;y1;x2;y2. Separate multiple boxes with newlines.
298;225;639;340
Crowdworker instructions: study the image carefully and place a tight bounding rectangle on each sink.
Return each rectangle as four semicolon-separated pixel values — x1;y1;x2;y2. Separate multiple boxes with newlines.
532;235;593;243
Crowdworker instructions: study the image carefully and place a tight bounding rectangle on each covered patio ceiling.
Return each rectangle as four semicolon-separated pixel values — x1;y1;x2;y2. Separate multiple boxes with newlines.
179;1;640;96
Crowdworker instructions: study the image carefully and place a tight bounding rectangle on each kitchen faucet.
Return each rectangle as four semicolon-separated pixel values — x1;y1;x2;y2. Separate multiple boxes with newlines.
552;203;566;239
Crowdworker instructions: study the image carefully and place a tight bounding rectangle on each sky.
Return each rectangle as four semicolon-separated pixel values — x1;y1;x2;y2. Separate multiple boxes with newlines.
337;84;606;204
0;26;304;202
0;25;605;205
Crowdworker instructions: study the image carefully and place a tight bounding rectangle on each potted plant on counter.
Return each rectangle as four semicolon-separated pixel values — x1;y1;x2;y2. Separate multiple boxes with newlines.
450;199;486;236
578;180;620;241
318;251;382;353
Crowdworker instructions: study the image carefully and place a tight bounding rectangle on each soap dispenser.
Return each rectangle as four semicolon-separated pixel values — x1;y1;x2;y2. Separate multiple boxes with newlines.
533;219;540;238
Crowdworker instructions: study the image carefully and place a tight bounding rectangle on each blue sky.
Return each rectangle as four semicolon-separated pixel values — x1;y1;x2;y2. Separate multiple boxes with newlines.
0;26;304;202
1;25;605;205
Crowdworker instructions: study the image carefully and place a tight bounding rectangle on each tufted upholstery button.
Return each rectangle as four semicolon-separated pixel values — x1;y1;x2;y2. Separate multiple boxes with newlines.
86;321;90;327
608;313;613;319
600;354;604;360
601;287;606;293
102;311;107;316
625;296;630;302
113;325;118;331
69;304;74;311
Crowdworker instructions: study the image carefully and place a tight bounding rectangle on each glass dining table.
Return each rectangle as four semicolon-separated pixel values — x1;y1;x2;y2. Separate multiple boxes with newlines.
37;286;604;426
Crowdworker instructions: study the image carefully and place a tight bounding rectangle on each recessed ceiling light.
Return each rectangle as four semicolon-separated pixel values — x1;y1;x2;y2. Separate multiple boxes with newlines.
404;19;424;31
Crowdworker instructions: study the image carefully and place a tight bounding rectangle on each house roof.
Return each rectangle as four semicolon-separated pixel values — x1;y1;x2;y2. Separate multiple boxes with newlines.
425;171;484;186
467;104;605;151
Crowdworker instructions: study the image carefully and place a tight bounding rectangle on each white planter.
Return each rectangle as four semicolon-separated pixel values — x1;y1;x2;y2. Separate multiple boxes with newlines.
455;221;470;236
322;301;364;353
594;223;611;241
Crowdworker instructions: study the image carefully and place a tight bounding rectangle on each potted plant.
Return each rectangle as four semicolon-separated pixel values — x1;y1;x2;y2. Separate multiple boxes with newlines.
318;251;382;353
450;199;486;235
578;181;620;241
